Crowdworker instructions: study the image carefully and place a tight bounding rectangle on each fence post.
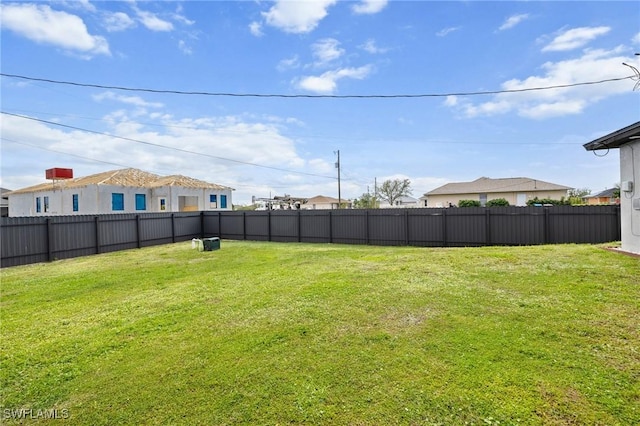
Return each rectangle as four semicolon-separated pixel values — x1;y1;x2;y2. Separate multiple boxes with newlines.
243;211;247;240
217;212;222;238
616;205;621;241
136;215;141;248
485;209;491;246
95;216;101;254
171;213;176;243
544;207;550;244
366;210;370;245
46;218;53;262
442;209;448;247
298;210;301;243
268;210;272;241
405;209;410;246
329;211;333;243
200;211;205;238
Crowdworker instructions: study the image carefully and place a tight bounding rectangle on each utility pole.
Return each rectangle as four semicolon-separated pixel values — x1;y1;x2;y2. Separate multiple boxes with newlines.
335;150;341;209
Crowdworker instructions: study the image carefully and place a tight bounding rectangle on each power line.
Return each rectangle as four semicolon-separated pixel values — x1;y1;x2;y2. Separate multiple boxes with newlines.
1;72;634;98
1;111;337;181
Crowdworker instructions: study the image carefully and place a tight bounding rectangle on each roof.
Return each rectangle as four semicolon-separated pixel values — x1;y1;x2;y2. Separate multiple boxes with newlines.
304;195;341;204
583;121;640;151
586;188;617;198
8;168;232;195
426;177;571;196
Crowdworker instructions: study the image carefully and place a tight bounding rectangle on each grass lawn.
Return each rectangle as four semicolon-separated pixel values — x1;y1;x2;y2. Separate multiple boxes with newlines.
1;241;638;425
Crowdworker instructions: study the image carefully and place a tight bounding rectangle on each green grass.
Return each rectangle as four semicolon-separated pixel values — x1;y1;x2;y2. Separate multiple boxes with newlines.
1;241;638;425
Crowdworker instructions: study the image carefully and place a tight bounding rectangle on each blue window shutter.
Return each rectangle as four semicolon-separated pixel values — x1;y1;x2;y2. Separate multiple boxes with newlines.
112;193;124;211
135;194;146;211
221;195;227;209
36;197;41;213
72;194;79;212
209;194;217;209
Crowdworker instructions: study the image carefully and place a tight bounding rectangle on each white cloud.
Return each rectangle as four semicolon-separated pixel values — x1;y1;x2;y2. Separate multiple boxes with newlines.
360;38;389;54
0;3;110;57
632;32;640;45
498;14;530;31
134;8;174;32
249;21;263;37
436;27;460;37
103;12;136;32
178;40;192;55
296;65;373;94
447;46;633;119
352;0;388;15
312;38;344;66
262;0;337;34
93;92;164;108
277;55;300;71
542;26;610;52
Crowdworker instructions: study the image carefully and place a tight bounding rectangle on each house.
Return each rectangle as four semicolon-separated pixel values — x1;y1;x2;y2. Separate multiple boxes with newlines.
0;188;10;217
7;168;234;217
421;177;572;208
584;188;619;205
583;121;640;255
301;195;352;210
379;195;419;208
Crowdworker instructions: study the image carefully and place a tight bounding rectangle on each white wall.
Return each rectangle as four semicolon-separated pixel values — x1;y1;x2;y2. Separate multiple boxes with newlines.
9;184;234;216
619;141;640;254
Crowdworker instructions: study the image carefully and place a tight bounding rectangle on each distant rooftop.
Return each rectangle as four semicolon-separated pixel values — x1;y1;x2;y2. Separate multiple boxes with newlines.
426;177;571;196
8;168;233;195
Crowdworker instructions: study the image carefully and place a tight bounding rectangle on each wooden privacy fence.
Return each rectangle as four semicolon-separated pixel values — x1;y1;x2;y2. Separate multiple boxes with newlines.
1;205;621;267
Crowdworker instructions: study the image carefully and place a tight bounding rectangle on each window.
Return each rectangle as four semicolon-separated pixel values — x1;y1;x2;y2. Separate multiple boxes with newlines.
36;197;41;213
479;193;487;207
112;193;124;211
220;194;227;209
159;198;166;211
44;196;49;212
135;194;146;211
72;194;79;212
209;194;217;209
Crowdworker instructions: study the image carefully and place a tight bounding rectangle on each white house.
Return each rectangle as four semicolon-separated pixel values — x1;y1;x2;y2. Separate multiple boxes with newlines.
379;195;419;208
583;121;640;255
8;168;234;217
301;195;352;210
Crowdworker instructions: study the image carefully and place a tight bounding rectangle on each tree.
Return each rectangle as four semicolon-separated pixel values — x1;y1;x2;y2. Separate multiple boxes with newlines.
353;193;379;209
567;188;591;205
378;178;412;206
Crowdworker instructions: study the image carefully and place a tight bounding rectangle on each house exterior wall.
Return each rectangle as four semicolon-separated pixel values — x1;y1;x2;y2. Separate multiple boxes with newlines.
9;185;234;217
426;190;569;208
619;141;640;254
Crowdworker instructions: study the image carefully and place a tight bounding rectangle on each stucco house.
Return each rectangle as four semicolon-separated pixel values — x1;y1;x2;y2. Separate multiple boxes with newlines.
583;121;640;255
8;168;234;217
301;195;352;210
0;188;10;217
379;195;419;208
584;188;619;205
421;177;572;208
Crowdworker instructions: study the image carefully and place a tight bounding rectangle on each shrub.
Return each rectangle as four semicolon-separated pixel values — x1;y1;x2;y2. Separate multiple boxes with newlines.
458;199;481;208
486;198;510;207
526;197;570;206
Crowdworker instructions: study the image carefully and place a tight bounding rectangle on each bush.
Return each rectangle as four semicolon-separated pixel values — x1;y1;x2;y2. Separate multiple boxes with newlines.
526;197;570;206
458;199;481;207
486;198;510;207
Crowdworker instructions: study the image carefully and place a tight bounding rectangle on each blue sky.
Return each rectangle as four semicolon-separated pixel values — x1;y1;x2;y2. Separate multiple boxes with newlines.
1;0;639;205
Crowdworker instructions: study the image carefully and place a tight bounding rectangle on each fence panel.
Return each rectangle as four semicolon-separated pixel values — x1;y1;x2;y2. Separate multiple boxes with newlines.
299;211;331;243
1;205;622;267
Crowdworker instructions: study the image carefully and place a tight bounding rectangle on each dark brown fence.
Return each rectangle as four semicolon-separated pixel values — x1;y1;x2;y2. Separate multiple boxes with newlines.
0;206;620;268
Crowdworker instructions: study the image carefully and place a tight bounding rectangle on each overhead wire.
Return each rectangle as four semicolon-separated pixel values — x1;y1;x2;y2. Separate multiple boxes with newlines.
0;72;635;98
